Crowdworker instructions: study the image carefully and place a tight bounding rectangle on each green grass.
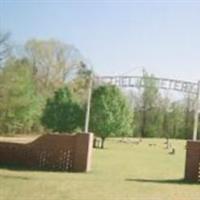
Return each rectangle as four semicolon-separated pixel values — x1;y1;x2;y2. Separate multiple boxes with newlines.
0;138;199;200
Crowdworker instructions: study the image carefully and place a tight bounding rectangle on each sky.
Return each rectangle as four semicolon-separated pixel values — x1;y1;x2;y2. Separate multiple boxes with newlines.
1;0;200;82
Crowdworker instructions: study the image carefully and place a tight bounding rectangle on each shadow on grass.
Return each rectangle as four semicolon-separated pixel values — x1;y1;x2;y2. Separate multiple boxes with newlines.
125;178;200;185
0;174;30;180
0;164;68;173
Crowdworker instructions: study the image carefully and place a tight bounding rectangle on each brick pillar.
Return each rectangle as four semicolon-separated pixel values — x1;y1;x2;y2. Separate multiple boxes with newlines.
73;133;93;172
185;140;200;182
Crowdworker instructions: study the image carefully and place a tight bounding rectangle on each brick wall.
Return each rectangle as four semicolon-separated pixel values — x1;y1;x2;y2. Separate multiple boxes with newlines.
185;140;200;182
0;133;93;172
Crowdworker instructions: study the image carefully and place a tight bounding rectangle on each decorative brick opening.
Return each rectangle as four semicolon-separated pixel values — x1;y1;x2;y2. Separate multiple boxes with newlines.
198;162;200;182
0;133;93;172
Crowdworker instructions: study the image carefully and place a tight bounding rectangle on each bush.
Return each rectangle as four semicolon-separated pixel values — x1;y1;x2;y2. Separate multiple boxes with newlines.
41;87;84;133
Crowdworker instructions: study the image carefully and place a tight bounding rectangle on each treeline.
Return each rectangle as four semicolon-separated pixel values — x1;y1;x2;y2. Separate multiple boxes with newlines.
0;31;199;141
131;73;197;139
0;31;89;134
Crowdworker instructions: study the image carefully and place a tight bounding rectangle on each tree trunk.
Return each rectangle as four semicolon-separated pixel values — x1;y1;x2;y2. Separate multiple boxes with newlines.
166;137;170;149
141;108;146;138
101;137;105;149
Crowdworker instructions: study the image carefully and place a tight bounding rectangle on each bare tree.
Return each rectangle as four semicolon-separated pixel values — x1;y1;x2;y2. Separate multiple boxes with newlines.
25;39;84;89
0;31;11;64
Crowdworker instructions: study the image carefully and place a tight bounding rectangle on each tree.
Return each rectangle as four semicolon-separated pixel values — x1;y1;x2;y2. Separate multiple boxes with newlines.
169;102;185;138
25;39;83;93
41;87;84;133
0;58;40;134
183;94;195;139
90;85;133;148
0;31;11;65
68;66;92;106
160;95;171;141
134;71;162;138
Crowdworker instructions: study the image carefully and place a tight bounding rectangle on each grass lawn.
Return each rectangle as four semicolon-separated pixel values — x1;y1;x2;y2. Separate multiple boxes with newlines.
0;137;199;200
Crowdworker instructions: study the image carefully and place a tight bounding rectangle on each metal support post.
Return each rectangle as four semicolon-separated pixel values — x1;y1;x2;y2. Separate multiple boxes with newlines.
193;81;200;141
84;71;93;133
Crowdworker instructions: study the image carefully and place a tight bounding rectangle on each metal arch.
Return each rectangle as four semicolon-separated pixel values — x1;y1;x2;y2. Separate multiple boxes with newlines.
96;75;200;141
96;75;198;94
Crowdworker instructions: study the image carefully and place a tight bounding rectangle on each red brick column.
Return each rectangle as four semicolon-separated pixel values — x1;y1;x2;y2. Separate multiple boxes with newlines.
185;140;200;182
73;133;93;172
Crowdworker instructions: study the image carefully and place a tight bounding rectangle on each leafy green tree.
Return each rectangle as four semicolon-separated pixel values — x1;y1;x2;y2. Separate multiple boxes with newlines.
0;58;40;134
41;87;84;133
134;72;162;138
168;102;185;138
183;94;195;139
90;85;133;148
